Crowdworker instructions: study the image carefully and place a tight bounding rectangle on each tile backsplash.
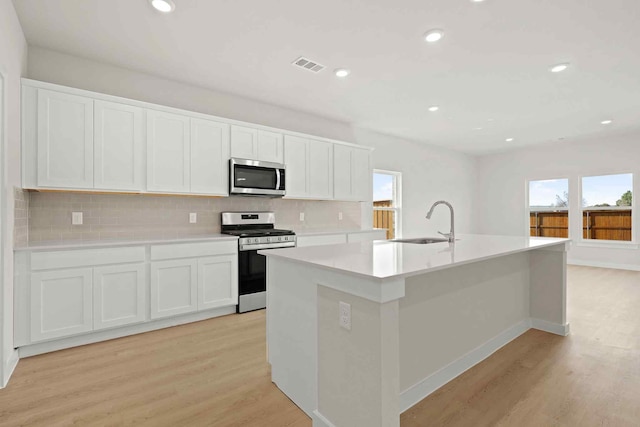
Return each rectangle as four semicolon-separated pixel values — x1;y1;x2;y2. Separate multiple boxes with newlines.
24;191;362;243
14;188;30;246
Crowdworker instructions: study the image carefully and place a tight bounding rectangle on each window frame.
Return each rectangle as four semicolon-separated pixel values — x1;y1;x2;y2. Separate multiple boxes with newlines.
578;171;636;246
525;176;571;238
373;169;402;239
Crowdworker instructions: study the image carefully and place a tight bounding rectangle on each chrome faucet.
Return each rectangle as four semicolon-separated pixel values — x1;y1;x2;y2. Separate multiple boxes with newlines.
426;201;455;243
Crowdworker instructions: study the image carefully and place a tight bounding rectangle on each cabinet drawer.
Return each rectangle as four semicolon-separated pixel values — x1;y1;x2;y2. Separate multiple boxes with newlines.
31;246;146;271
150;240;237;260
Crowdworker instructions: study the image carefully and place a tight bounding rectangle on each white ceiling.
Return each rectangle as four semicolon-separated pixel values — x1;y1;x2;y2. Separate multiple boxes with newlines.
13;0;640;154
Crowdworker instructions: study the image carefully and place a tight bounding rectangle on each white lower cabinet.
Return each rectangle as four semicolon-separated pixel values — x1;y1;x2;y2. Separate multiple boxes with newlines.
93;263;146;330
150;259;198;319
198;255;238;310
30;268;93;342
17;240;238;350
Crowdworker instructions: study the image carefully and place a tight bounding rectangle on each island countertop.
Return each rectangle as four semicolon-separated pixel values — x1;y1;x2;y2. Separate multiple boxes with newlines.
260;234;570;280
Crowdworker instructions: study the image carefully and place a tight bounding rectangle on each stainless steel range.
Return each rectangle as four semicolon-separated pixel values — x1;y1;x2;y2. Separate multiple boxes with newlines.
221;212;296;313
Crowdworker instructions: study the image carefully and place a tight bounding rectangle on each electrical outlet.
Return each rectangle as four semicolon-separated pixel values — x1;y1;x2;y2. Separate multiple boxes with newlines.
299;212;305;221
189;213;197;224
339;301;351;330
71;212;83;225
338;212;343;221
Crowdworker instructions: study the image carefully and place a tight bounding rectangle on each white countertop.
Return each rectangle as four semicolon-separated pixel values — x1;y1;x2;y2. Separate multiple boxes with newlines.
260;234;570;280
14;234;238;252
293;228;386;237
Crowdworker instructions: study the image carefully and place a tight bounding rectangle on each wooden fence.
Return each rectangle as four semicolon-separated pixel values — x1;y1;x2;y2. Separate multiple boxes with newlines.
530;208;632;241
374;200;395;239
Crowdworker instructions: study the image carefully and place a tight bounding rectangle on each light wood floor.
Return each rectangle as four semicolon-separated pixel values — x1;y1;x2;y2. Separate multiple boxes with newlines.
1;265;639;426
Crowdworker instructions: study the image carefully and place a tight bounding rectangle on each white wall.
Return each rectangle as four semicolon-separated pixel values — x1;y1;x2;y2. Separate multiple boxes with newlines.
0;0;28;386
355;129;477;237
28;47;479;240
477;132;640;270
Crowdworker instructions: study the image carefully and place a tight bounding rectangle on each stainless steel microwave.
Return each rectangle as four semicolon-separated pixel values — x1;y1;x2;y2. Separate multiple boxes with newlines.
229;158;286;197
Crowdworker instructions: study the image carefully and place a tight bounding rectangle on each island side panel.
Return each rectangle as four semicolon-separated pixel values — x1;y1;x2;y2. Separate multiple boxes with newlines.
266;258;318;417
399;252;531;410
529;243;569;335
317;285;400;427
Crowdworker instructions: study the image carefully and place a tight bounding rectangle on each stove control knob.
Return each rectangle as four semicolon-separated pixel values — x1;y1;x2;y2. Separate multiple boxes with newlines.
277;237;282;241
266;237;271;242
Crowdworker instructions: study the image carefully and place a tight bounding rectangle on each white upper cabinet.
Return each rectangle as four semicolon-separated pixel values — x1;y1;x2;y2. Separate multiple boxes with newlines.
94;100;144;191
230;125;257;159
37;89;94;188
231;125;283;163
146;110;191;193
284;135;309;198
23;80;372;200
308;139;333;199
257;130;284;163
334;145;371;201
284;135;333;199
190;118;230;195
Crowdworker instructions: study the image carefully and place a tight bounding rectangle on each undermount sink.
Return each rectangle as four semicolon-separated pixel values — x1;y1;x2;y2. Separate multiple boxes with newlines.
391;237;448;244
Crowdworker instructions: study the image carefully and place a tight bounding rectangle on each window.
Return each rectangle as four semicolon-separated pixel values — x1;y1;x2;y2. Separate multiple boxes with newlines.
529;179;569;238
581;173;633;241
373;170;401;239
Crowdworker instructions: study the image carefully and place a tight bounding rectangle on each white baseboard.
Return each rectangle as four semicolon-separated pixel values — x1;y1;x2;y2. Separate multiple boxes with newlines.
530;318;570;336
399;318;531;413
568;259;640;272
1;349;19;388
312;410;337;427
19;306;236;358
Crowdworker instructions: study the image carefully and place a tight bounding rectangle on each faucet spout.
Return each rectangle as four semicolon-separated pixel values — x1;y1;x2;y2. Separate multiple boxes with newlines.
426;200;455;243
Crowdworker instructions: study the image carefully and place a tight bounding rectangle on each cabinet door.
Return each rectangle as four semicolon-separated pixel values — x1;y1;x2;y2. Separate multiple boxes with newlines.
93;264;146;330
147;110;191;192
351;148;372;201
150;259;198;319
284;135;309;198
37;89;94;188
230;125;258;159
94;100;144;191
333;144;352;200
257;130;284;163
308;139;333;199
197;255;238;310
31;268;93;342
191;118;230;195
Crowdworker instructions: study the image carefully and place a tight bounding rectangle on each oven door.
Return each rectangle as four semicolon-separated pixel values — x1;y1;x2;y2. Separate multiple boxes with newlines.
230;158;286;197
237;248;268;313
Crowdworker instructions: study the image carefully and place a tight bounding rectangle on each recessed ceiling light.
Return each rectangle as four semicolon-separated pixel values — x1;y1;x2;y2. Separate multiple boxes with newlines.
424;29;444;43
550;63;570;73
334;68;351;78
601;119;613;125
505;138;514;142
471;0;486;2
428;106;439;112
149;0;175;13
473;127;483;131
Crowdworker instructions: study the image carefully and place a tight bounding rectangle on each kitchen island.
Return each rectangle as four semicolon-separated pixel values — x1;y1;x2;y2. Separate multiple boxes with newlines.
261;234;570;427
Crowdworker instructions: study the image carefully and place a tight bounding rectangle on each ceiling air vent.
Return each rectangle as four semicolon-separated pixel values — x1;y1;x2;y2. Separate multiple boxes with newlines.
292;56;325;73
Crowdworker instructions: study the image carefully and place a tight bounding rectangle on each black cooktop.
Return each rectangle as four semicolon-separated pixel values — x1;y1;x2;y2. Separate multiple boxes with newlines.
222;228;295;238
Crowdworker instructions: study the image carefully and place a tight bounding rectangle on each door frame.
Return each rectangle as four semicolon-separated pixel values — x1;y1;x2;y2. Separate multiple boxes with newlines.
0;66;7;386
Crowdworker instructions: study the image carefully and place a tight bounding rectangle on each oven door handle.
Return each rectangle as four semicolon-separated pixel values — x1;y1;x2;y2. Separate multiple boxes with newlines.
240;242;296;251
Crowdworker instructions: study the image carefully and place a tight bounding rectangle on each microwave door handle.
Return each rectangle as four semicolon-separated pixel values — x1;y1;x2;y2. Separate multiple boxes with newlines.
276;169;281;190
